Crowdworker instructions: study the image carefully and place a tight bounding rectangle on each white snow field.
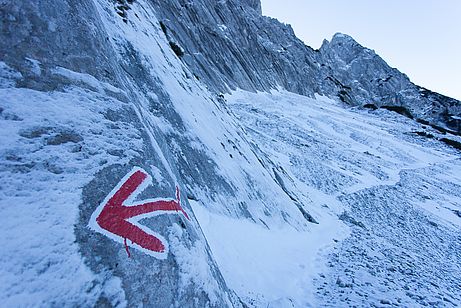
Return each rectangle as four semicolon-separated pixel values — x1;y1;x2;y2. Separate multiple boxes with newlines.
223;90;461;307
190;199;347;307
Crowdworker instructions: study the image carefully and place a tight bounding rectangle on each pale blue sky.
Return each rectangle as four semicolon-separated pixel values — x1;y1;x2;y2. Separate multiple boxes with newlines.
261;0;461;100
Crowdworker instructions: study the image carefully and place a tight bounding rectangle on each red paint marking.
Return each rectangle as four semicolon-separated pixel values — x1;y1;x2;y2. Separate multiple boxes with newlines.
124;238;131;258
94;169;189;255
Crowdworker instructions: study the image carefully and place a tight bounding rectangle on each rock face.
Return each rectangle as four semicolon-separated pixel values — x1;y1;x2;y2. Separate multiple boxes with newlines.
319;33;461;132
0;0;315;306
151;0;460;133
242;0;261;13
151;0;320;96
0;0;237;306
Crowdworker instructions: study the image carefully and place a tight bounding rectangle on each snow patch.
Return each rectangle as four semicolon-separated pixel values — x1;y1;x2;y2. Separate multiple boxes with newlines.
25;58;42;76
190;199;347;307
52;66;123;94
0;61;22;87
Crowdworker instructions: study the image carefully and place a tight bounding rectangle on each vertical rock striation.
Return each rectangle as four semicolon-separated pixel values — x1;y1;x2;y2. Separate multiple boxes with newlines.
150;0;460;133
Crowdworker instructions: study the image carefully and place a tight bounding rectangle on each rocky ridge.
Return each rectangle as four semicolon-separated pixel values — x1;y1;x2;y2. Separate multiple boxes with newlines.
150;0;460;133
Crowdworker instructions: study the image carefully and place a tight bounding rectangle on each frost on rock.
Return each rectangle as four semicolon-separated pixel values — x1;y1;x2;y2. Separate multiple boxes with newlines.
0;84;134;307
1;0;460;307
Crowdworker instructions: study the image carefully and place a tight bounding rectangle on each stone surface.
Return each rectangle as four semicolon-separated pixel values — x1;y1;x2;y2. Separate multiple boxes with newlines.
150;0;460;133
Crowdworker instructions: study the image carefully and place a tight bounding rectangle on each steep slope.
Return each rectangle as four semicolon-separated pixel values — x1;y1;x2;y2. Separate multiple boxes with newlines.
150;0;460;133
1;0;460;307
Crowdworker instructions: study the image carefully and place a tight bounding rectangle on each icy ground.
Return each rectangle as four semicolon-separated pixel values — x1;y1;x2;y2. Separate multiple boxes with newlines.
189;198;347;307
225;90;461;307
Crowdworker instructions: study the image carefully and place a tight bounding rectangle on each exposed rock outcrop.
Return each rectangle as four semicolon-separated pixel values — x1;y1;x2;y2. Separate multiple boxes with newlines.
150;0;460;132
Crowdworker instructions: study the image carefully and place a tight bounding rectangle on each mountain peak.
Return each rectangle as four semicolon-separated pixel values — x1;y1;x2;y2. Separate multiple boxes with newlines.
332;32;354;41
328;32;361;47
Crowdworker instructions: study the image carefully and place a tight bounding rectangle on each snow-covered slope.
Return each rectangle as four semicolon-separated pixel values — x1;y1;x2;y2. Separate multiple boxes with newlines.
227;90;461;306
1;0;460;307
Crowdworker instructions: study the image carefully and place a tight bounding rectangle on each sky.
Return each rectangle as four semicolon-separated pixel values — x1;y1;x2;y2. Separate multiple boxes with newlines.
261;0;461;100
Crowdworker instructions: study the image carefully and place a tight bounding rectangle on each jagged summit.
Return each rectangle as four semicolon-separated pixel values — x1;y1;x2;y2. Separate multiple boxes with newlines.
331;32;357;42
320;32;376;66
322;32;370;54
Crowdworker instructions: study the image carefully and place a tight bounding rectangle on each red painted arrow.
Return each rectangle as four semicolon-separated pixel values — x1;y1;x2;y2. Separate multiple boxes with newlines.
89;167;189;257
